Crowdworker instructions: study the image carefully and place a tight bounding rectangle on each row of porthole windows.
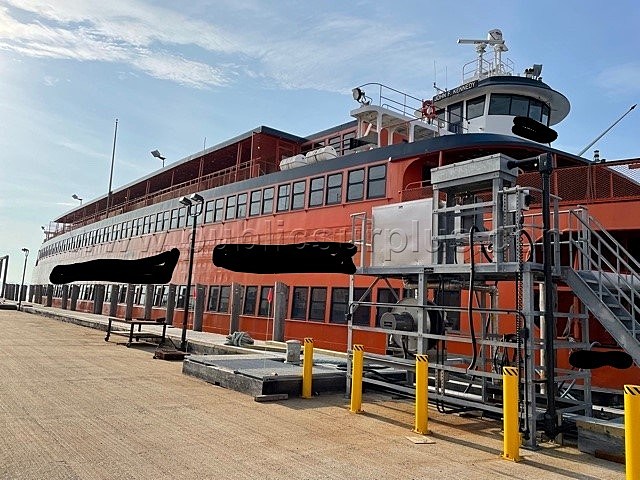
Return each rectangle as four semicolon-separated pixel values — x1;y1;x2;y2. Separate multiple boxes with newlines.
38;164;387;261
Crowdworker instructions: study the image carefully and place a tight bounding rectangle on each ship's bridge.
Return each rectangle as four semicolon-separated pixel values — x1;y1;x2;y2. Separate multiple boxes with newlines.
350;29;570;147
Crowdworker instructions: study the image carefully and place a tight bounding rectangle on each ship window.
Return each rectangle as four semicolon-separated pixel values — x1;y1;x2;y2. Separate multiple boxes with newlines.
277;184;290;212
177;207;186;229
218;286;231;313
367;164;387;199
110;225;118;242
448;102;463;133
347;169;365;201
510;95;529;117
352;288;371;326
291;287;309;319
134;285;144;305
258;286;272;317
342;131;356;152
309;287;327;322
237;193;248;218
489;93;511;115
328;136;341;152
249;190;262;216
243;286;258;315
176;286;186;309
466;95;486;120
292;181;306;210
214;199;225;222
131;218;139;237
326;173;342;205
541;104;550;125
529;101;543;123
155;212;164;232
330;288;349;324
154;285;168;307
204;200;215;223
169;209;179;229
225;195;236;220
142;216;149;234
118;285;127;304
207;286;220;311
262;187;274;214
148;214;156;234
309;177;325;207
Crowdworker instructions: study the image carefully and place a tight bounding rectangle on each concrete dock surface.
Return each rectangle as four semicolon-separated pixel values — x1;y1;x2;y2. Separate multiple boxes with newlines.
0;309;625;479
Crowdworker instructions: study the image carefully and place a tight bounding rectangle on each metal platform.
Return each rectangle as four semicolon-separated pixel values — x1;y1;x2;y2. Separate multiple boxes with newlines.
183;354;346;398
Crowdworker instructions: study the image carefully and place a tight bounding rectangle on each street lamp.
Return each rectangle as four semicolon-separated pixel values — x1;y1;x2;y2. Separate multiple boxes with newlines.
18;248;29;310
179;192;204;351
151;149;166;168
72;194;83;205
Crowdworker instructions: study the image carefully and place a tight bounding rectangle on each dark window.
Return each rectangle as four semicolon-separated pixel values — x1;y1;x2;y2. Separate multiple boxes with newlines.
176;285;187;309
448;101;463;133
262;187;274;214
148;214;156;234
218;286;231;313
207;286;220;311
131;218;140;237
249;190;262;216
466;95;486;120
352;288;371;326
118;285;127;304
292;181;306;209
214;199;225;222
375;288;400;326
489;93;511;115
342;130;356;152
291;287;309;319
309;177;324;207
541;104;550;125
330;288;349;324
309;287;327;321
225;196;236;220
277;184;290;212
326;173;342;205
347;169;365;201
154;285;168;307
510;95;529;117
367;165;387;199
204;200;215;223
243;286;258;315
176;207;186;229
528;100;543;123
236;193;248;218
258;286;272;316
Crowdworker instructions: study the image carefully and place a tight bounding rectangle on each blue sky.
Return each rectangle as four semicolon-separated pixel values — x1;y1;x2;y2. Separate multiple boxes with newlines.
1;0;639;284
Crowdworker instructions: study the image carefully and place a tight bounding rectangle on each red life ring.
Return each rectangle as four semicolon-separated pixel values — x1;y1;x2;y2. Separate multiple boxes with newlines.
421;101;437;119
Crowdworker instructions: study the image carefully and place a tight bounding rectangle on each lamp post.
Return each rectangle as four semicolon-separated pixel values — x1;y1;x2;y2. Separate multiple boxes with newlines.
179;193;204;351
72;194;83;205
151;149;166;168
18;248;29;310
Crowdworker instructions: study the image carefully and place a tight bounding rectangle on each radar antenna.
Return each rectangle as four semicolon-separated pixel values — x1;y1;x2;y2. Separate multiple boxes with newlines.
458;29;509;77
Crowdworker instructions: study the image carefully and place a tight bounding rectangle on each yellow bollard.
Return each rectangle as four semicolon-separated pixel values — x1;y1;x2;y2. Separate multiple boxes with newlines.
302;338;314;398
501;366;521;462
350;345;364;413
625;384;640;480
414;354;429;434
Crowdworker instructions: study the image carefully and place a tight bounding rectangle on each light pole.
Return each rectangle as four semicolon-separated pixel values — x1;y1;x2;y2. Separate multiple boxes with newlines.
151;149;166;168
72;194;83;205
18;248;29;310
179;193;204;351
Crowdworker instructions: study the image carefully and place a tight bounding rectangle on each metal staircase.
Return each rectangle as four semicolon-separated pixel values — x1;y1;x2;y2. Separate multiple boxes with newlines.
562;208;640;365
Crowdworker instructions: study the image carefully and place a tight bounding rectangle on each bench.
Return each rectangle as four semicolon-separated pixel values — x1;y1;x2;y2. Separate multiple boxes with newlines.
105;317;168;347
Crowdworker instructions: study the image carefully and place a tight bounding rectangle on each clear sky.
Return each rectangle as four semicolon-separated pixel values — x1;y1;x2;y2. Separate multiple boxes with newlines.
1;0;639;284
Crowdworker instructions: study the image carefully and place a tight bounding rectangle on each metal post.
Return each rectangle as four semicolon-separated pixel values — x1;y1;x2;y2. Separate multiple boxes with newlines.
181;206;198;352
502;366;521;462
105;118;118;216
18;249;28;310
625;385;640;480
350;345;364;413
414;354;429;434
302;338;314;399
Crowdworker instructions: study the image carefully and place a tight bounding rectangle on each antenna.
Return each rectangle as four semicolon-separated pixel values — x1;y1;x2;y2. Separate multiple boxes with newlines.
577;104;637;157
458;29;508;76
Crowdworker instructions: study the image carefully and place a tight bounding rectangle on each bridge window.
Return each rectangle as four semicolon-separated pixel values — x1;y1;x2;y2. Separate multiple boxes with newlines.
448;101;463;133
277;184;290;212
488;93;551;125
326;173;342;205
510;95;529;117
488;94;511;115
466;95;486;120
292;181;306;210
309;177;325;207
367;164;387;199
